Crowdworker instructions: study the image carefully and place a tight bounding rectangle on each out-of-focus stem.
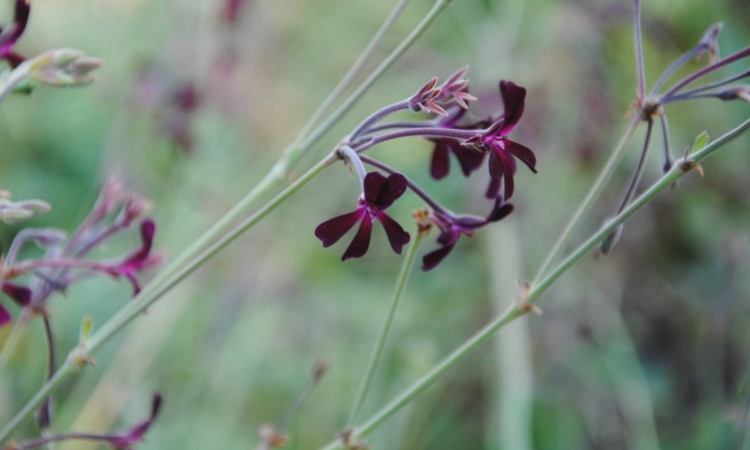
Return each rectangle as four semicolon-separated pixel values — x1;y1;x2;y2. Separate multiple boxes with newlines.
0;312;29;373
0;62;30;104
282;0;454;173
316;114;750;450
634;0;646;102
617;118;653;213
0;153;337;443
347;230;424;426
294;0;415;144
532;115;642;284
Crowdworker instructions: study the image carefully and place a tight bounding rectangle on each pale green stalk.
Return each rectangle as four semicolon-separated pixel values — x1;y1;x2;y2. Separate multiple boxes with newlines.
294;0;414;144
0;313;29;373
0;153;336;442
0;62;31;104
317;115;750;450
281;0;454;172
347;230;424;426
532;114;642;284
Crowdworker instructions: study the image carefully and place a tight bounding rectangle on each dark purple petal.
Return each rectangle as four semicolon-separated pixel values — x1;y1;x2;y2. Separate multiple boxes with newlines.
505;139;537;173
122;220;156;267
451;142;485;176
0;303;10;327
342;214;373;261
13;0;30;37
488;149;505;179
430;141;451;180
485;177;502;199
436;227;460;246
499;80;526;134
3;50;24;68
500;150;517;199
365;172;407;210
421;243;456;271
108;394;163;449
377;212;411;254
488;200;514;222
315;208;366;247
2;282;31;307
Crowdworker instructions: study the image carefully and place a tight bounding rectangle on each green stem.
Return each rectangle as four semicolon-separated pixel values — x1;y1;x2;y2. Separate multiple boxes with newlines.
281;0;453;173
0;153;337;443
532;114;642;284
0;313;29;373
294;0;414;145
347;230;424;426
317;114;750;450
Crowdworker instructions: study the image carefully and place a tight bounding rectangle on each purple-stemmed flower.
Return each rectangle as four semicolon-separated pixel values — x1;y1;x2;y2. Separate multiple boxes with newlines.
0;0;30;68
422;197;514;270
429;108;488;180
114;220;161;295
315;172;411;261
106;394;163;449
463;81;537;199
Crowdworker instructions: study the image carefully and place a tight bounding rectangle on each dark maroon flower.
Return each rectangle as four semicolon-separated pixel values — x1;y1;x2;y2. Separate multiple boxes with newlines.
463;81;537;199
0;0;30;68
106;394;163;449
422;197;514;270
429;109;487;180
115;220;160;295
315;172;411;261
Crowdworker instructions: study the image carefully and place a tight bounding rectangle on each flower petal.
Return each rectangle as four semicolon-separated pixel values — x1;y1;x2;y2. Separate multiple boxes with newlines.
377;212;411;254
2;282;31;307
0;304;10;327
421;243;456;271
500;150;517;199
485;177;502;199
430;141;451;180
366;172;407;210
451;142;485;176
342;214;373;261
108;394;163;449
315;208;366;248
488;149;505;179
505;139;537;173
488;200;514;222
499;80;526;134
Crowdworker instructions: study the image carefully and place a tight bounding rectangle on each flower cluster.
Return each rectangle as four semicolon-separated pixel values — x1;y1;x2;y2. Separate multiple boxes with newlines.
0;179;163;327
314;68;537;269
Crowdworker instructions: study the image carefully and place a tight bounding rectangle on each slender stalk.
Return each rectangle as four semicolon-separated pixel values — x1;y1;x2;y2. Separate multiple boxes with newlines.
663;45;750;98
283;0;454;172
617;118;653;213
37;316;56;432
293;0;414;144
649;45;704;97
349;101;409;141
354;126;476;152
532;114;642;284
0;312;29;373
0;153;337;443
634;0;646;102
347;230;424;426
317;114;750;450
0;61;30;104
365;121;435;134
660;67;750;101
659;115;674;172
3;432;119;450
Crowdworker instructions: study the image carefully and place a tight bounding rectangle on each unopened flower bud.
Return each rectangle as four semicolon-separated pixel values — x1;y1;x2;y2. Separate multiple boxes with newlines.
1;207;33;224
699;22;723;64
717;85;750;103
15;199;51;215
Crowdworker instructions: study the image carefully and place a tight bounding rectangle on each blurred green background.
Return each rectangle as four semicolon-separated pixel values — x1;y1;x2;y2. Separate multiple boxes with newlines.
2;0;750;448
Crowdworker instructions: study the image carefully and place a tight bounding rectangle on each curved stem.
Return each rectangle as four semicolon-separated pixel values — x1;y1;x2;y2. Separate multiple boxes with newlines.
349;101;410;141
0;154;337;443
354;127;476;152
650;45;704;97
659;115;674;172
0;61;30;105
365;121;435;134
660;67;750;102
293;0;415;145
316;114;750;450
532;114;642;284
634;0;646;102
617;118;653;213
3;432;118;450
347;230;424;426
37;316;56;432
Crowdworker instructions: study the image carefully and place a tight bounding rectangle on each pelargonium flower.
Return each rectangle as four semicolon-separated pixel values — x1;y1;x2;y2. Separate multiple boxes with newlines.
315;172;411;261
463;81;537;199
428;108;488;180
114;220;161;295
0;0;30;68
106;394;163;449
422;197;514;270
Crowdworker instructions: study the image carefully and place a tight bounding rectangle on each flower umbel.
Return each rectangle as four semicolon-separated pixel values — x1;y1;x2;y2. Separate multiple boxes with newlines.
315;172;411;261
